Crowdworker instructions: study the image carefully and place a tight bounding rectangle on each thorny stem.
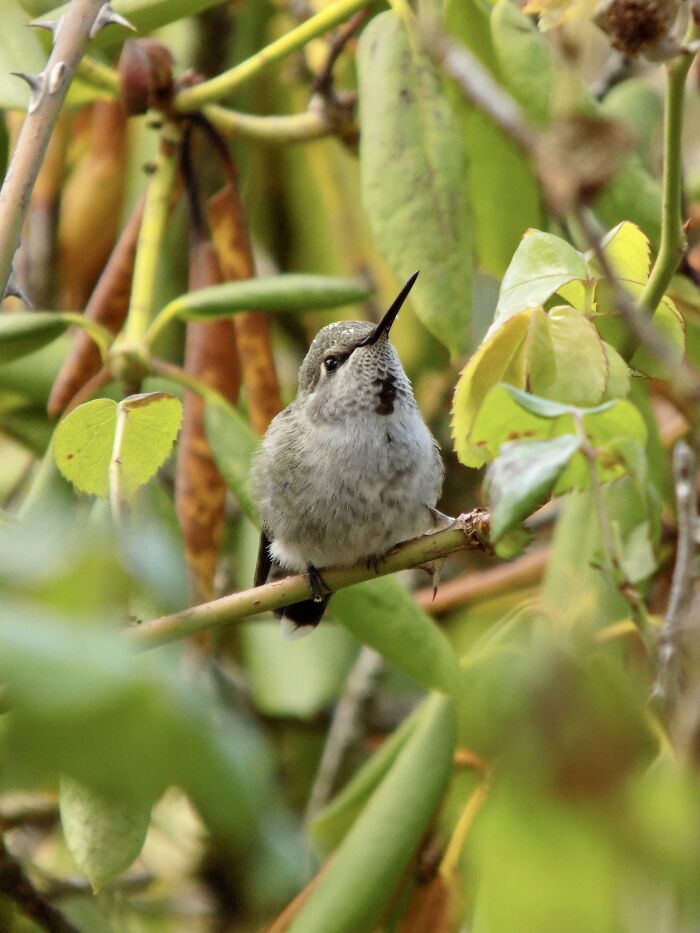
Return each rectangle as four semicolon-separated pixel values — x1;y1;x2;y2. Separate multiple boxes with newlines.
0;0;106;298
127;510;490;649
173;0;374;112
639;31;700;316
120;121;182;346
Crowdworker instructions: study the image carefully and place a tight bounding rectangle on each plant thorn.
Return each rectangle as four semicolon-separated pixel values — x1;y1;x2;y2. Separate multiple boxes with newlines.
90;3;137;38
11;71;45;113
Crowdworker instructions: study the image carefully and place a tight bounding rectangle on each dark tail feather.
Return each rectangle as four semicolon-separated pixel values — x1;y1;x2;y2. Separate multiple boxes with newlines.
278;596;331;640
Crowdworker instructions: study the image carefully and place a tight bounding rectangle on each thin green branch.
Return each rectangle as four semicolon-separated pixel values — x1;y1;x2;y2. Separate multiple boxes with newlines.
639;42;699;314
173;0;374;112
119;121;182;346
127;510;490;649
0;0;106;298
59;313;112;363
76;54;119;95
204;103;333;143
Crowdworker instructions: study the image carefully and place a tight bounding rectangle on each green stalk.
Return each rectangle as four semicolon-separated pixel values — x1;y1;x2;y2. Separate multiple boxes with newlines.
59;313;113;362
77;56;119;96
639;39;699;314
174;0;374;112
120;122;182;346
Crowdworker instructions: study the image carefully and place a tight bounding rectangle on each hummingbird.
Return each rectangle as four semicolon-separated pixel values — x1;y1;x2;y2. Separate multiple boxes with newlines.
250;272;444;639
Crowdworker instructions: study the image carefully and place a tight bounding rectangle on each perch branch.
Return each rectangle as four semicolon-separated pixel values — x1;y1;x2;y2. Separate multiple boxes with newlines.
128;510;490;649
0;0;106;298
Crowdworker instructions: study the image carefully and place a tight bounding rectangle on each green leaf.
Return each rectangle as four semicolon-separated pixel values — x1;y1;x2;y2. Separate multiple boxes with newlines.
358;12;472;356
494;231;588;329
486;435;581;541
60;775;151;891
612;520;657;584
630;296;686;379
331;577;461;695
288;695;456;933
0;312;69;363
527;306;611;407
309;709;420;854
491;0;553;124
0;2;46;109
240;621;358;720
204;400;260;521
597;221;651;285
445;0;542;278
601;78;663;172
168;275;371;322
53;392;182;498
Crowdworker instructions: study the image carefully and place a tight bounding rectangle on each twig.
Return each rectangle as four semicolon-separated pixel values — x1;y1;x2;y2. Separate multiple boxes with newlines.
204;105;333;143
0;0;106;298
128;510;490;649
173;0;374;112
0;837;80;933
414;547;549;616
119;121;182;346
312;8;370;95
652;440;698;709
639;36;699;315
426;32;535;155
305;647;384;823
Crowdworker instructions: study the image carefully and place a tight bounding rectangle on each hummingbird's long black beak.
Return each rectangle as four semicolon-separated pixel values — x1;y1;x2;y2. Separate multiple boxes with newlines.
358;271;419;347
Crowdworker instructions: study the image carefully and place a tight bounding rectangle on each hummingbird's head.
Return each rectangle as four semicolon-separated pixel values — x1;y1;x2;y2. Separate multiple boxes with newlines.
296;273;419;418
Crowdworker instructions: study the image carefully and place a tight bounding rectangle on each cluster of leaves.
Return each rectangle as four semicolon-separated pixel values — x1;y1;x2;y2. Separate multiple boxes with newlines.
1;0;700;931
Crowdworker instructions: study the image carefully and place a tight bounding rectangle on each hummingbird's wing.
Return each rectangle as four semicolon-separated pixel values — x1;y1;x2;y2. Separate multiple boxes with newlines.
254;531;273;587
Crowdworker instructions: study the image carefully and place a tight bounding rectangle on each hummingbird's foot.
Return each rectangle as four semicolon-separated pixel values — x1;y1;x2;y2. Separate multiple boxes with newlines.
425;505;456;532
307;565;331;602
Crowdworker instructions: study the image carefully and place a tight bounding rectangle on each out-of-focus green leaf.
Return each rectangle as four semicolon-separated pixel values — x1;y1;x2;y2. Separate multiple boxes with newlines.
288;694;456;933
445;0;542;278
358;11;472;356
60;775;151;891
204;399;259;521
240;621;358;720
309;708;421;854
630;296;686;379
612;520;657;584
164;275;370;322
0;2;46;110
332;577;461;695
601;79;663;171
494;231;588;329
53;393;182;498
595;155;662;250
491;0;553;124
0;313;69;363
486;435;581;541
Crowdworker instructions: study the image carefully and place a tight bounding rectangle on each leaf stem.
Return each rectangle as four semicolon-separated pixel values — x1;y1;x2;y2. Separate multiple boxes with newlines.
639;40;699;314
127;510;490;649
120;122;182;346
173;0;374;112
77;55;119;95
204;104;333;143
59;313;113;363
109;403;128;524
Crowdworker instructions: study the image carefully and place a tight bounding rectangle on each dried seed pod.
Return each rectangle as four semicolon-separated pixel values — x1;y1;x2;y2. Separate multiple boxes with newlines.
594;0;680;56
118;38;173;115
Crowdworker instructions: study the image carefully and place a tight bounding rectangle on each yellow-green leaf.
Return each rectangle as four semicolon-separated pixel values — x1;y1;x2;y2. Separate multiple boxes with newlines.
597;221;650;284
60;775;151;892
0;312;69;363
53;393;182;498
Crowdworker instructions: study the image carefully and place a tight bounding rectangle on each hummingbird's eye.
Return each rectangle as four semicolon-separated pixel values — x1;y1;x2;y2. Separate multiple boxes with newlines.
323;355;339;373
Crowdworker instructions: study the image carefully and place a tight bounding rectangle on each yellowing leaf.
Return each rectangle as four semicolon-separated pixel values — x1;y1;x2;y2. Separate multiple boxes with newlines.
598;221;651;284
452;310;532;467
630;295;686;379
53;393;182;498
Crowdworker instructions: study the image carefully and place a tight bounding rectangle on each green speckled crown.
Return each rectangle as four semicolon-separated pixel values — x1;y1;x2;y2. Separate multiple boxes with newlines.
297;321;375;395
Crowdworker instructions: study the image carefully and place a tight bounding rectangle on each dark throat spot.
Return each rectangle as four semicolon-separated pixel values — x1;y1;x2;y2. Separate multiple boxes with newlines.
375;376;396;415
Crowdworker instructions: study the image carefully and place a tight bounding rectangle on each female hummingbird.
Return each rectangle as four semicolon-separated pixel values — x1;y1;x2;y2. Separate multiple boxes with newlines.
250;272;444;639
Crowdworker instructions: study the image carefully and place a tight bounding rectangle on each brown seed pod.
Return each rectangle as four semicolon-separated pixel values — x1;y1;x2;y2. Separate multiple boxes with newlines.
118;38;174;115
594;0;680;56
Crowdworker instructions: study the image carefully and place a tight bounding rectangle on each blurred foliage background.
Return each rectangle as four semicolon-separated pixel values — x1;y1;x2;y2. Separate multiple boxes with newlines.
2;0;700;931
